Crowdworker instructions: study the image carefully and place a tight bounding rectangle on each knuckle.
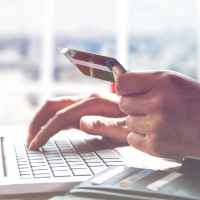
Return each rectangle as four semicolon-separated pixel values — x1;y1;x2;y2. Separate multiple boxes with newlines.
54;111;65;122
88;92;102;99
44;99;54;107
147;96;168;117
94;118;107;135
118;96;127;112
150;119;162;134
147;139;162;155
125;115;132;129
43;99;57;111
115;73;126;94
146;100;158;112
156;71;181;86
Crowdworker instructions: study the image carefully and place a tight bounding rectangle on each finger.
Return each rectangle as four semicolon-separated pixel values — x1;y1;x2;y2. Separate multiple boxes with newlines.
126;115;150;135
119;92;154;115
127;132;150;155
80;116;130;143
29;96;121;149
27;94;88;146
115;71;160;96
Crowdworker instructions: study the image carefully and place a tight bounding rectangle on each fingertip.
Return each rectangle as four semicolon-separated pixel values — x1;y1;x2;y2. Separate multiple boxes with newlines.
115;72;127;96
28;139;35;150
80;116;94;131
26;134;33;147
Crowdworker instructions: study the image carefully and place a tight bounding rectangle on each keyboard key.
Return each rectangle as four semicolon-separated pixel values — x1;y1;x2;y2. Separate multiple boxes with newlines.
21;175;32;179
103;158;123;162
16;158;27;161
106;162;125;166
95;150;119;159
80;153;95;157
82;156;98;160
90;166;107;175
53;171;71;177
33;170;50;175
63;155;79;158
20;172;31;176
68;161;84;166
26;150;41;154
19;168;30;172
85;139;119;158
49;163;66;167
60;150;76;153
45;154;60;157
16;153;26;155
29;160;46;163
43;150;58;153
48;160;65;164
52;167;69;171
34;174;51;178
72;169;91;176
30;163;47;167
17;161;27;164
29;157;45;160
64;158;82;162
28;154;44;158
46;157;63;161
32;166;49;170
87;163;105;167
16;156;26;158
70;165;87;169
18;165;29;169
84;159;101;163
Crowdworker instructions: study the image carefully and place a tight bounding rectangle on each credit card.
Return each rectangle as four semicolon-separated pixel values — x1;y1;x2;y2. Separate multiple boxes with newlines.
57;46;126;83
120;169;155;187
146;172;182;191
91;166;129;185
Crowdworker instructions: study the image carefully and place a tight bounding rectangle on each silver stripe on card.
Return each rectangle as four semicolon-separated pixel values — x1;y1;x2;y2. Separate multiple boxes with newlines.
69;58;112;72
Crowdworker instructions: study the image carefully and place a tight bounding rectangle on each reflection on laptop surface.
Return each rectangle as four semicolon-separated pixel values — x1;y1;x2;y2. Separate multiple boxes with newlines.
0;126;127;195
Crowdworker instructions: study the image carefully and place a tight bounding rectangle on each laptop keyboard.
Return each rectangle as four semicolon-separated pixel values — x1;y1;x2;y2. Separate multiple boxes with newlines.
13;137;125;179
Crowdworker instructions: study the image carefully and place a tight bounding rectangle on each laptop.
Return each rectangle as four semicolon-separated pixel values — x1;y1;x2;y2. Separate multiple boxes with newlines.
0;126;129;195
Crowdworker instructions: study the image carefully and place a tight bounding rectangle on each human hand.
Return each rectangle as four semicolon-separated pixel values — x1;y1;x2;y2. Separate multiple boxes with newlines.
27;93;130;149
116;70;200;163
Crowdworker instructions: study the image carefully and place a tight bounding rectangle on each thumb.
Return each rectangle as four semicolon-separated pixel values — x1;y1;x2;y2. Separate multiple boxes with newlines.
80;116;130;144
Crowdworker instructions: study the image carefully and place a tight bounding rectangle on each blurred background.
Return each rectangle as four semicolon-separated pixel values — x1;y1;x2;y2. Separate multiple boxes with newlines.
0;0;199;125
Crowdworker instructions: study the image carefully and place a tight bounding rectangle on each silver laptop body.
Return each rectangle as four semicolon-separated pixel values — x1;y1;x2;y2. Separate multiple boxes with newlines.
0;126;127;195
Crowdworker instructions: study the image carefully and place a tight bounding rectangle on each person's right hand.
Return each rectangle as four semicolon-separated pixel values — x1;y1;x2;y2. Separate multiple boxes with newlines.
27;92;130;150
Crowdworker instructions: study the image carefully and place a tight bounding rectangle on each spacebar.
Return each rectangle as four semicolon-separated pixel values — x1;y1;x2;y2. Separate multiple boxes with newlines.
85;139;119;159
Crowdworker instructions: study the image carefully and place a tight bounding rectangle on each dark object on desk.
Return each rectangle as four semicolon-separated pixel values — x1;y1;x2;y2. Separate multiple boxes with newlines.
50;156;200;200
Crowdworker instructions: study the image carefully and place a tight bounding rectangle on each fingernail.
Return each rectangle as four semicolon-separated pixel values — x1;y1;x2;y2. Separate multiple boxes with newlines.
26;135;33;147
112;65;125;81
82;118;94;130
112;65;125;75
29;139;35;149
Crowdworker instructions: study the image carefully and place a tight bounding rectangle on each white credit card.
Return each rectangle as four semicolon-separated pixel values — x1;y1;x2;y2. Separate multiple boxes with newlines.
146;172;182;191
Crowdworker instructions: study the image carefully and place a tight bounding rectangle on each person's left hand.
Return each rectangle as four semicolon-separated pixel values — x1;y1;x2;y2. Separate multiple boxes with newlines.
27;92;130;149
